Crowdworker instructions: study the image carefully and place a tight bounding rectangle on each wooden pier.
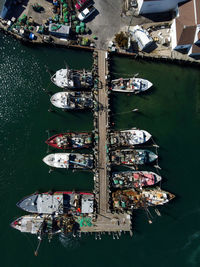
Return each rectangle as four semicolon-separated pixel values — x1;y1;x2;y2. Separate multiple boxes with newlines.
80;50;132;234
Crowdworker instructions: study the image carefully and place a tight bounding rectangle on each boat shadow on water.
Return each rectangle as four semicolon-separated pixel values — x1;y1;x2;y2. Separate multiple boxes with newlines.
48;108;91;119
59;232;81;250
137;85;157;98
48;167;93;176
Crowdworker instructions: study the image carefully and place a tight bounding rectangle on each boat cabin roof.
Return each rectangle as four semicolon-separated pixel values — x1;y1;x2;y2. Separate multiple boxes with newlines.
81;194;94;213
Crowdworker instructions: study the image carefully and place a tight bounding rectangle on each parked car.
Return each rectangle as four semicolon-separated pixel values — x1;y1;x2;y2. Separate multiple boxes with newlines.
75;0;89;11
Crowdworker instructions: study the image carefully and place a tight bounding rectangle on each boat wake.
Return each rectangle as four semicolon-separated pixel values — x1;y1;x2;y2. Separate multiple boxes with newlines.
182;231;200;250
59;233;81;250
188;244;200;265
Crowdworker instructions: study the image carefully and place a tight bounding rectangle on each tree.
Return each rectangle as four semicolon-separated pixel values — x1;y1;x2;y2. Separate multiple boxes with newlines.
115;32;128;48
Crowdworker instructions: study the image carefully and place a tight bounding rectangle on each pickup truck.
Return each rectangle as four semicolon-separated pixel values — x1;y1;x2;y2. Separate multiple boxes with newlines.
78;5;96;21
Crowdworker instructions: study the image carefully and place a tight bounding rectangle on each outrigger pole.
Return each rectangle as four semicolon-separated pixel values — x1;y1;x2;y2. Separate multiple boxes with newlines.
111;109;139;116
34;238;42;256
155;208;161;217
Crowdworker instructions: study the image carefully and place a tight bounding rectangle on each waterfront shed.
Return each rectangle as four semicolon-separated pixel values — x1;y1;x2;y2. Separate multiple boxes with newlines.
49;23;70;38
130;25;154;51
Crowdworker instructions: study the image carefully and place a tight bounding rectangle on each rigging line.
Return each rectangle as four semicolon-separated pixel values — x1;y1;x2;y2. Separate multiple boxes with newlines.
110;71;138;77
111;110;136;116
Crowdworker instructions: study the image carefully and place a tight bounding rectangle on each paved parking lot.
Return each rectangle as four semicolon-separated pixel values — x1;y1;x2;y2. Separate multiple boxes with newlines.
87;0;128;49
87;0;151;49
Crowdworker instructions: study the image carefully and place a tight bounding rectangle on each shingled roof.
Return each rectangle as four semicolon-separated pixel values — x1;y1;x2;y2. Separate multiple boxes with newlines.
196;0;200;24
175;0;198;46
190;44;200;54
176;24;196;45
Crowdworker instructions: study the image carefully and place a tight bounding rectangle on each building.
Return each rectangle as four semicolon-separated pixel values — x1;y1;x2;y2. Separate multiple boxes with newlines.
0;0;13;19
171;0;200;57
137;0;186;15
130;25;154;51
49;24;70;38
189;44;200;57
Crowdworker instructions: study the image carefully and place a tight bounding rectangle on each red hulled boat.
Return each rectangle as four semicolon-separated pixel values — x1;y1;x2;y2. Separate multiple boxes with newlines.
46;132;93;149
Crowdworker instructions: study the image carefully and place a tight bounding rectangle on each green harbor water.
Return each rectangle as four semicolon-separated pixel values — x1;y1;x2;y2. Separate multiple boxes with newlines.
1;32;200;267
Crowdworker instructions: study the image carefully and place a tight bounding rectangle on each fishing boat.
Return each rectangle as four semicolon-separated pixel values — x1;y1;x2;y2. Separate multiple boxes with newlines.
46;132;93;150
111;171;162;189
10;214;76;236
50;92;93;109
43;153;93;169
51;67;93;89
110;129;151;147
16;191;94;214
111;77;152;93
111;149;157;166
112;187;175;211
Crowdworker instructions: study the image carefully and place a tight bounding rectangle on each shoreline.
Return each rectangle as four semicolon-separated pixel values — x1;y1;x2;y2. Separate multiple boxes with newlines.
1;20;200;68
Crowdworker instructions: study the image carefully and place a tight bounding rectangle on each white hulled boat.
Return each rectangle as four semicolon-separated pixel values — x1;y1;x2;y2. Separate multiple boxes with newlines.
111;77;152;93
50;91;93;109
51;68;93;89
43;153;93;169
110;129;152;147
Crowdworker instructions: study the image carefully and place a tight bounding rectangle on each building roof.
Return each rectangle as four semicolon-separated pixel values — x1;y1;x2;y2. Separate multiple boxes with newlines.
175;0;199;46
178;0;196;26
81;194;94;213
49;24;70;35
176;18;184;44
130;25;153;50
177;24;196;45
191;43;200;53
196;0;200;24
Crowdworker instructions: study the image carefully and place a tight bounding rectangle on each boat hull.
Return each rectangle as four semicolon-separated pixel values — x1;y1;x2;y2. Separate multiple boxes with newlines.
16;191;94;214
111;149;158;165
111;78;153;93
50;92;93;109
110;129;152;147
10;214;76;236
43;153;93;169
46;132;93;150
51;68;93;89
112;187;175;211
111;171;162;188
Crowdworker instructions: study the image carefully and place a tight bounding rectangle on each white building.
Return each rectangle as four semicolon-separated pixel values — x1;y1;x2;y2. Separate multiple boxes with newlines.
130;25;154;51
137;0;186;15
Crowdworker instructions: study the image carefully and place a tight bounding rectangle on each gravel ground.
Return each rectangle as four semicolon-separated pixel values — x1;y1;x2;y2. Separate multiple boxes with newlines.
87;0;151;50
